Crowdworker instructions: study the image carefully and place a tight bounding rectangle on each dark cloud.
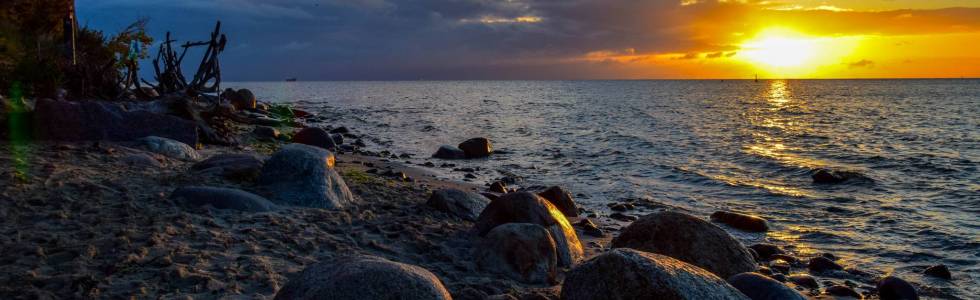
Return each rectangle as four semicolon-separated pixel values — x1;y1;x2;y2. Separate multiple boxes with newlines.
848;59;875;68
75;1;980;80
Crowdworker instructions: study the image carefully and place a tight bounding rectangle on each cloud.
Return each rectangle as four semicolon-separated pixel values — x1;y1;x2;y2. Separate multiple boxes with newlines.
848;59;875;68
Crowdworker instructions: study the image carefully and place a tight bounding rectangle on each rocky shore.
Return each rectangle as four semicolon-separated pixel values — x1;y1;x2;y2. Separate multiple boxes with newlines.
0;93;946;299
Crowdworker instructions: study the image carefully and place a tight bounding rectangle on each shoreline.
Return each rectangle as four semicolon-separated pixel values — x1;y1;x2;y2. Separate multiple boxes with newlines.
0;96;951;299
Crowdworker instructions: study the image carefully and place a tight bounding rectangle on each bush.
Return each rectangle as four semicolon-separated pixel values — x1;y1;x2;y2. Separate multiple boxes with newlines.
0;1;152;99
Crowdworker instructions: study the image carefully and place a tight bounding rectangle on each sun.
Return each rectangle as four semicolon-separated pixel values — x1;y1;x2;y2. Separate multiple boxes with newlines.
739;28;817;68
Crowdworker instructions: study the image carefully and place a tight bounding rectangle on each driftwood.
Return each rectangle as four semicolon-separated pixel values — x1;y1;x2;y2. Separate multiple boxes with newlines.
136;21;241;145
147;21;226;99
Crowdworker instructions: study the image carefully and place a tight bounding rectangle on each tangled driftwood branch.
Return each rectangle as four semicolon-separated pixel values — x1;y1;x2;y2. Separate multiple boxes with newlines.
148;21;226;97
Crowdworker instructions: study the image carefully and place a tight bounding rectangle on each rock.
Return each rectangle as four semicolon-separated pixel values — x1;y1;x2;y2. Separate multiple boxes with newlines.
474;192;583;267
292;127;337;150
192;153;264;181
170;186;276;212
727;272;806;300
787;274;819;289
137;136;201;161
811;168;870;184
233;89;257;110
253;126;280;140
574;219;604;237
458;137;492;158
121;153;162;167
770;259;791;274
711;211;769;232
329;126;349;134
825;285;861;298
33;99;198;146
489;181;508;193
609;203;630;211
426;189;491;221
609;212;637;222
808;256;843;273
923;264;951;280
330;133;344;145
535;186;578;218
611;211;757;279
257;144;355;209
432;145;466;159
749;244;784;261
476;223;557;284
274;255;451;300
877;276;918;300
561;248;749;300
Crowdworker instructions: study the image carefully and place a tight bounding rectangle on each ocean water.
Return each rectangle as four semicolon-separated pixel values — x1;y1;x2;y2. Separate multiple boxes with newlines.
233;80;980;298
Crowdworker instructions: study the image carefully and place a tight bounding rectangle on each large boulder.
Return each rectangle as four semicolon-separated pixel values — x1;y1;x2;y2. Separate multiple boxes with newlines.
192;153;264;181
170;186;276;212
711;211;769;232
561;248;749;300
611;211;757;279
427;189;491;221
223;88;257;110
432;145;466;159
536;186;578;218
458;137;492;158
877;276;918;300
137;136;201;161
293;127;337;150
32;98;197;145
474;192;583;267
476;223;557;284
257;144;354;209
274;255;451;300
727;272;806;300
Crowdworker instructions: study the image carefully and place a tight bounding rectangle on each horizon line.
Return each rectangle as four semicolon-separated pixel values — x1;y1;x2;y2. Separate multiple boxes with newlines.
225;77;980;82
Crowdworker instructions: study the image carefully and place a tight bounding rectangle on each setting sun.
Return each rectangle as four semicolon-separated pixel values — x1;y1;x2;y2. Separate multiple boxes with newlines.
736;28;862;78
739;30;816;67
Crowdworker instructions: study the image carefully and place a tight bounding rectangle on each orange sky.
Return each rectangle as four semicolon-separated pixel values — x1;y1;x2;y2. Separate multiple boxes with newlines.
571;1;980;79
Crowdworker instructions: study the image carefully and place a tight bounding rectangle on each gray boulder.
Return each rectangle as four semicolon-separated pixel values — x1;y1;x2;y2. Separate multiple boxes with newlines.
293;127;336;150
32;98;198;145
727;272;805;300
253;126;280;140
877;276;918;300
474;192;583;267
137;136;201;161
170;186;276;212
536;186;578;217
192;153;264;181
458;137;492;158
427;189;491;221
432;145;466;159
561;248;749;300
274;255;452;300
611;211;757;279
258;144;355;209
476;223;557;284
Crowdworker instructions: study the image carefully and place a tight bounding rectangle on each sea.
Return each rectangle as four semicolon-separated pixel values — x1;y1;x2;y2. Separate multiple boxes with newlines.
232;80;979;299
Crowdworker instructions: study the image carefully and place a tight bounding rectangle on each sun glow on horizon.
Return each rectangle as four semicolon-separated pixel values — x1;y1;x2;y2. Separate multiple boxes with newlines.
737;28;863;77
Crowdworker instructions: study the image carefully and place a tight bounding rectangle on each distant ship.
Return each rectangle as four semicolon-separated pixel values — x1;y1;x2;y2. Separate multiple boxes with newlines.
285;78;298;82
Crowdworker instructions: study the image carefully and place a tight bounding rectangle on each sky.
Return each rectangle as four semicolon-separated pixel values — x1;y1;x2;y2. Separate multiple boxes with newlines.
77;0;980;80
